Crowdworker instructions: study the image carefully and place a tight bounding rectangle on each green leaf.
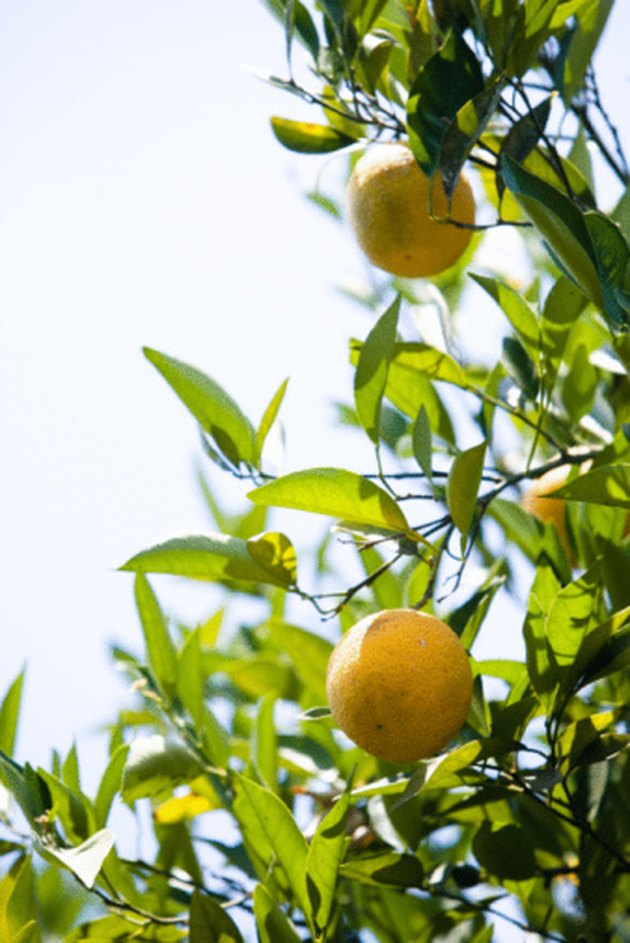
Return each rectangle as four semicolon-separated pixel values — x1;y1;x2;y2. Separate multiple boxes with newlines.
270;117;355;153
0;671;24;758
473;822;537;881
446;441;486;536
0;856;38;943
387;342;469;388
189;889;244;943
248;468;410;534
253;884;301;943
354;295;401;444
305;785;351;932
260;0;320;61
0;754;49;827
120;533;290;588
502;336;539;400
177;630;230;769
134;575;178;699
340;852;423;888
232;775;309;915
36;769;90;844
144;347;257;468
561;343;597;421
94;745;129;829
471;274;540;359
502;156;628;331
256;378;289;461
502;156;600;299
556;711;618;773
545;564;603;672
246;531;298;587
549;464;630;509
267;620;333;705
523;562;561;702
440;76;505;196
561;0;614;102
411;405;433;483
122;736;204;803
39;829;114;890
407;29;483;176
252;695;278;792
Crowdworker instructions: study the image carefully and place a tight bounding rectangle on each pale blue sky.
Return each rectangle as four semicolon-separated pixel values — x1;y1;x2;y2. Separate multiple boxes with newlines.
1;1;629;790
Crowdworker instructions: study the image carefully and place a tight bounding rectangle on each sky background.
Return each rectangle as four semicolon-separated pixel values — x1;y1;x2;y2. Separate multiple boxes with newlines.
1;0;629;808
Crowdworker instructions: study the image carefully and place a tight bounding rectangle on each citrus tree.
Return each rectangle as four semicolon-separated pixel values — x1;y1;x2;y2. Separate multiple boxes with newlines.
1;1;630;940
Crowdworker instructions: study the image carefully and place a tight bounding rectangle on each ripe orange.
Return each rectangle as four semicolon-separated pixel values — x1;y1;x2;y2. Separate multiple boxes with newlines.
326;609;473;764
346;142;475;278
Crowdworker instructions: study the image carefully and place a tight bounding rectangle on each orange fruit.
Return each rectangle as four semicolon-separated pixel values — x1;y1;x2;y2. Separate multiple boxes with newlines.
326;609;473;764
520;465;572;559
346;142;475;278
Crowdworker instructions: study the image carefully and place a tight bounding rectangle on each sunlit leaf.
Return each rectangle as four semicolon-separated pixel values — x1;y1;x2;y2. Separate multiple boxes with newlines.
120;533;290;588
548;464;630;509
270;117;355;153
305;783;351;931
248;468;410;534
134;575;178;699
246;531;298;587
253;884;301;943
144;348;257;468
232;775;309;915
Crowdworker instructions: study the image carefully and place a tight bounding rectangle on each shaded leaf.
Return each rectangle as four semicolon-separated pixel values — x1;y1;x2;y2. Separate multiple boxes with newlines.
122;736;204;803
189;889;243;943
305;784;351;932
354;295;401;444
407;30;483;176
253;884;301;943
447;441;486;536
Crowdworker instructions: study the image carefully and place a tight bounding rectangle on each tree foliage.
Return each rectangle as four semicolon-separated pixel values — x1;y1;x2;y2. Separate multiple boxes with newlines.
2;1;630;940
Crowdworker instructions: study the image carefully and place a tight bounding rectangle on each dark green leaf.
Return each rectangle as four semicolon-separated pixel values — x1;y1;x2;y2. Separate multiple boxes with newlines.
473;822;537;880
502;336;539;400
340;852;423;888
407;30;484;176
